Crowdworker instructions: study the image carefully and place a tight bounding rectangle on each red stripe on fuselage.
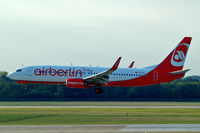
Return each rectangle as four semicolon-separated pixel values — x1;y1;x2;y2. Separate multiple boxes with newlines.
17;80;66;85
108;71;185;87
17;72;184;87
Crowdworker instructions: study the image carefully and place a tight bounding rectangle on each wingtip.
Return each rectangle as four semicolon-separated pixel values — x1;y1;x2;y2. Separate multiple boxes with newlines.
129;61;135;68
110;57;122;70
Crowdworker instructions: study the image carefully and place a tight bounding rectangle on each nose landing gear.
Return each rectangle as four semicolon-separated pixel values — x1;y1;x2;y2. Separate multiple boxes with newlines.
24;84;28;90
18;81;28;90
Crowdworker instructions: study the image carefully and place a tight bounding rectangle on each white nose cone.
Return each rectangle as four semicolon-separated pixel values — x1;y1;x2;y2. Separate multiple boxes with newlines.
7;72;16;80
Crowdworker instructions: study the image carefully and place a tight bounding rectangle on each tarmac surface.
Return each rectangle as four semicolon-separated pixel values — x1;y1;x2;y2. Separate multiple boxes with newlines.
1;124;200;133
0;105;200;108
1;105;199;132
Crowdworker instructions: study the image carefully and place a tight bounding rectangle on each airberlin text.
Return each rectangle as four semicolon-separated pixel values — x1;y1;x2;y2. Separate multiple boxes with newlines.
34;67;82;77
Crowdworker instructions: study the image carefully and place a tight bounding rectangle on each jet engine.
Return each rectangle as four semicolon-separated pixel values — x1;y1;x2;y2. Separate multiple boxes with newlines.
66;78;88;88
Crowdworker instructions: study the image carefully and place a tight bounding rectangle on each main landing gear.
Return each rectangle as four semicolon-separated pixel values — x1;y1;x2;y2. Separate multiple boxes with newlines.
95;86;103;94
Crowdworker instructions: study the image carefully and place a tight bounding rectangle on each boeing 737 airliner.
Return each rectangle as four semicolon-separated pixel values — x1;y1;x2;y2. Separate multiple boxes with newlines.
8;37;192;93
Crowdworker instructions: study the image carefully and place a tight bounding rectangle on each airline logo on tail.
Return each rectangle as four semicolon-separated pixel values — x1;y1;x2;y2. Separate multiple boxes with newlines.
171;43;189;67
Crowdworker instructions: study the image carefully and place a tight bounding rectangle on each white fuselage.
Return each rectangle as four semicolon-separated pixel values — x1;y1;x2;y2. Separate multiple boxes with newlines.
8;65;154;83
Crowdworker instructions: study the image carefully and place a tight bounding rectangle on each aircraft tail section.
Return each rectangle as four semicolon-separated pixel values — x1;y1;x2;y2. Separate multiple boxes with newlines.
155;37;192;73
108;37;192;87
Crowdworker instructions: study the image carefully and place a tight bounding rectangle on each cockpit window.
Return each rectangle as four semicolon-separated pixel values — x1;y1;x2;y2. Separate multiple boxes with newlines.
16;69;22;72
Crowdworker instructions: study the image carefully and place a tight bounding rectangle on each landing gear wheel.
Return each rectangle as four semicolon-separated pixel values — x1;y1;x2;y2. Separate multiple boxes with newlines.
95;88;103;94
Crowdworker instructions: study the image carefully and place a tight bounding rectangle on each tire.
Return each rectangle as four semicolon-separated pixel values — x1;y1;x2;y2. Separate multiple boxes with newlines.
95;88;103;93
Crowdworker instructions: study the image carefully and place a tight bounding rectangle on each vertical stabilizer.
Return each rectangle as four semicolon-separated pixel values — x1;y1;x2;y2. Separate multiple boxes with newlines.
156;37;192;72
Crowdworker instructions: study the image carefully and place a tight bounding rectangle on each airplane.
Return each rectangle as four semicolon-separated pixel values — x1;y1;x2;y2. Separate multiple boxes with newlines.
7;37;192;93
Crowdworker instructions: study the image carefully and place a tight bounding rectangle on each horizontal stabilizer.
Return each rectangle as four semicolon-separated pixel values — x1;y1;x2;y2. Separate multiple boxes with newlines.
169;69;190;76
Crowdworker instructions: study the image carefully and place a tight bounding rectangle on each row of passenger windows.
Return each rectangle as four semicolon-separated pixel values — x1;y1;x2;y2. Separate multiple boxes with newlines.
110;73;143;76
88;72;143;77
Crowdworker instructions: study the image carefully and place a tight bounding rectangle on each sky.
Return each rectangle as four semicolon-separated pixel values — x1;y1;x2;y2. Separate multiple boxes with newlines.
0;0;199;76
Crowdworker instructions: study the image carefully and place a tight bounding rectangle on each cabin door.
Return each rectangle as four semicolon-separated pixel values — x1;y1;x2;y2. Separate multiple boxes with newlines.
153;71;158;81
27;68;32;76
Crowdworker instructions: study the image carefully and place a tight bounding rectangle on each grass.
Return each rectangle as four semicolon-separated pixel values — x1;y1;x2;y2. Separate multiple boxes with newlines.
0;108;200;125
0;101;200;106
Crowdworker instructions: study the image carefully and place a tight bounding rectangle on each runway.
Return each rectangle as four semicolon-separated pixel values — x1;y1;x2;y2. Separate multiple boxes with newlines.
0;105;200;108
1;124;200;133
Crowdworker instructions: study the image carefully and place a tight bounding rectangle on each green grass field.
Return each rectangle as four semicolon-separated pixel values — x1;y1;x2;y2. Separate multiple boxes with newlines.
0;108;200;125
0;101;200;106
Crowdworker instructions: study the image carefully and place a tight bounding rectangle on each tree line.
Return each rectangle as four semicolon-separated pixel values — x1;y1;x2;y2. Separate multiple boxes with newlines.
0;71;200;101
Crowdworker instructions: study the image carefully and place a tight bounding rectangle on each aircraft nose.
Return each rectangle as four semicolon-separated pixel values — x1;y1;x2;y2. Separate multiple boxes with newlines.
7;72;15;80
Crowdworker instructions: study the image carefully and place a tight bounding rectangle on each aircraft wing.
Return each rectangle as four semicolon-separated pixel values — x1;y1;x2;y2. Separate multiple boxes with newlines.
83;57;121;85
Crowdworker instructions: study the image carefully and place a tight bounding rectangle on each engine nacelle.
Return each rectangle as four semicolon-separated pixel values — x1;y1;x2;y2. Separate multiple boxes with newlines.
66;78;88;88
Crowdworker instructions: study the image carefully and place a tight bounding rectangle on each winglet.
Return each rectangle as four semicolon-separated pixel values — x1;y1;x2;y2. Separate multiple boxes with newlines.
129;61;135;68
110;57;121;70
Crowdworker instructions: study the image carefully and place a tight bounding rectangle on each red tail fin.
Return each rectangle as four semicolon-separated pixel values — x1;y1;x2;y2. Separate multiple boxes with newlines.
156;37;192;72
